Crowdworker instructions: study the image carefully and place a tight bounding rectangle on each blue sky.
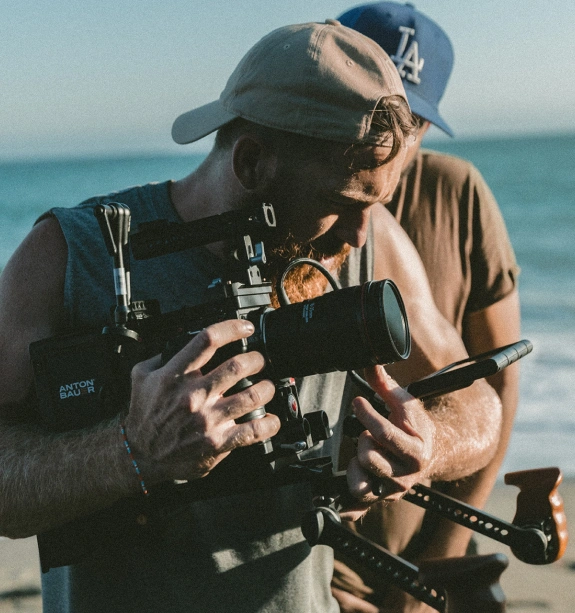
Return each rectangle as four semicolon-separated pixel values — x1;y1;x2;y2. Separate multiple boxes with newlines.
2;0;574;159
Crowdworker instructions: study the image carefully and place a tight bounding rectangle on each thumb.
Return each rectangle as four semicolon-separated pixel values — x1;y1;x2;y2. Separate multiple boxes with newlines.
364;366;422;434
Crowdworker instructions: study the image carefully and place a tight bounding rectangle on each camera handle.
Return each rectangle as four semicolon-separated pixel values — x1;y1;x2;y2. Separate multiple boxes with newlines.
94;203;133;325
321;467;566;566
302;506;509;612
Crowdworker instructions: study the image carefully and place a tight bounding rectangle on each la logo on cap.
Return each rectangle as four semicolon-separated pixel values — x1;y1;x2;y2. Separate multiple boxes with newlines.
391;26;424;84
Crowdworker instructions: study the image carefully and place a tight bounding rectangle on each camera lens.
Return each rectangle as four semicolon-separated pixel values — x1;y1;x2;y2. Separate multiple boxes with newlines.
260;279;410;379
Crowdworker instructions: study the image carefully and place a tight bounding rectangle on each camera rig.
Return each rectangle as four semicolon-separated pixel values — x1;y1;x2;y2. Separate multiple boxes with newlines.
30;202;568;611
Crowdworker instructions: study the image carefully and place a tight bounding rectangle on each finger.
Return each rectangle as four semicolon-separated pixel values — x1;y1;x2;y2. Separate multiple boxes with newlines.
353;397;423;464
164;319;255;375
355;431;416;482
221;412;281;452
330;588;381;613
131;353;162;379
364;366;422;434
347;454;408;507
346;456;379;501
213;379;276;423
202;351;267;398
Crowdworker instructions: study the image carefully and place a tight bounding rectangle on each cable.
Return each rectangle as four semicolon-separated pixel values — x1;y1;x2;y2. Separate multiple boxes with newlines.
276;258;341;306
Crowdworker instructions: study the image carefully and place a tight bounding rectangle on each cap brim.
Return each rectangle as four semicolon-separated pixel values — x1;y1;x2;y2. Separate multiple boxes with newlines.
172;100;238;144
405;88;454;137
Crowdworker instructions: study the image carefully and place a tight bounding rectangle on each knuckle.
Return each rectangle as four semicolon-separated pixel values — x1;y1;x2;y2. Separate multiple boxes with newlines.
249;416;268;440
154;370;179;394
188;409;210;433
243;384;262;407
200;375;217;397
202;432;223;454
198;326;220;350
219;403;236;420
226;356;245;377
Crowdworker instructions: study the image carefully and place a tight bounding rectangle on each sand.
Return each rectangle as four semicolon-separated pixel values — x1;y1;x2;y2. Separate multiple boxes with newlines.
475;476;575;613
1;478;573;612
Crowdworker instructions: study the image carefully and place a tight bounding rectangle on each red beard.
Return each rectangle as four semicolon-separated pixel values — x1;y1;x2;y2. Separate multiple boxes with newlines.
265;232;351;307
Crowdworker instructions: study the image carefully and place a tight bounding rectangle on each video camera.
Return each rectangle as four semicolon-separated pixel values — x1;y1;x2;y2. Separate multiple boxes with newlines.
31;202;410;470
30;200;411;570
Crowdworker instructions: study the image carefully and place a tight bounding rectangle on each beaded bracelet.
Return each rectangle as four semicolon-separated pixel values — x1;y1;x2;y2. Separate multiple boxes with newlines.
120;423;149;496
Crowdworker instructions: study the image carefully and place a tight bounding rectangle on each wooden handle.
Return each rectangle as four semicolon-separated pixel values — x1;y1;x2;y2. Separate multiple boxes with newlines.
419;554;508;613
504;467;569;563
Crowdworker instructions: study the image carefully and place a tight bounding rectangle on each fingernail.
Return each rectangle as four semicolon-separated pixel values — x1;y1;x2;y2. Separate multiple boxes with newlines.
242;320;255;334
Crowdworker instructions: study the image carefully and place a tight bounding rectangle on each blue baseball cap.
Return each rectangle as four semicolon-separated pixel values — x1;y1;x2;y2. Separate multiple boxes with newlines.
338;2;454;136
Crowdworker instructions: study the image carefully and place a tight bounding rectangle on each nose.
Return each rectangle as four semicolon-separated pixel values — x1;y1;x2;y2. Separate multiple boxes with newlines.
332;206;372;248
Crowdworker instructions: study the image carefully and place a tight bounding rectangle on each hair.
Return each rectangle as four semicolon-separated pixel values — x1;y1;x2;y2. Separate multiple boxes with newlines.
214;95;416;167
412;113;430;131
368;95;418;161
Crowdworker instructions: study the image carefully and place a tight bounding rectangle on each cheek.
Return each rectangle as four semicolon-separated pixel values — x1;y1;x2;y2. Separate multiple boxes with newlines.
275;200;336;242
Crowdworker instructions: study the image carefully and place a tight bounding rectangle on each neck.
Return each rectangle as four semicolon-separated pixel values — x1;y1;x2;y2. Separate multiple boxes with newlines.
169;150;247;259
170;150;235;223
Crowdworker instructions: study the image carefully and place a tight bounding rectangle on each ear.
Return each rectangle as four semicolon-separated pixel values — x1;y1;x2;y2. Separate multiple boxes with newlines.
231;134;276;191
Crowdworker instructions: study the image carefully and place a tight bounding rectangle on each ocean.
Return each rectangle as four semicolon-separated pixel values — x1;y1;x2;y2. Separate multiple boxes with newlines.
1;132;574;478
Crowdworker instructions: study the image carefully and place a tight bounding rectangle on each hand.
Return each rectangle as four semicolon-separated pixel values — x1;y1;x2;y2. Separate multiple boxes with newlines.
331;587;381;613
125;319;279;481
344;365;435;519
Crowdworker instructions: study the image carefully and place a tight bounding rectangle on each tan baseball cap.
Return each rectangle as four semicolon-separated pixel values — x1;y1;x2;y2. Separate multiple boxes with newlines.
172;20;408;146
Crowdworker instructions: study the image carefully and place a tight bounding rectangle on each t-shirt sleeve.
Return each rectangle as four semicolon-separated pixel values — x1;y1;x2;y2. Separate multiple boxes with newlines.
466;165;520;314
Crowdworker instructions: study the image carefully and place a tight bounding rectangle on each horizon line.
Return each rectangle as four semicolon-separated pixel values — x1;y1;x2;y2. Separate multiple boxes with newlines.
1;128;573;165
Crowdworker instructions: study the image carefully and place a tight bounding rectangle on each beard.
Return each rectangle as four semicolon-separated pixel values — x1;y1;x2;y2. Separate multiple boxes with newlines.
264;230;351;307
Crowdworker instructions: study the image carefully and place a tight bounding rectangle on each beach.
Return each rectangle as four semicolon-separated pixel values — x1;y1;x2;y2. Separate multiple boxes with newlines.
1;477;573;612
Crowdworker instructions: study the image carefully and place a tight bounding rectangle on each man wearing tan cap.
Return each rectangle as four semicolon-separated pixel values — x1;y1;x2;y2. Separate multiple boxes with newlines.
0;21;501;612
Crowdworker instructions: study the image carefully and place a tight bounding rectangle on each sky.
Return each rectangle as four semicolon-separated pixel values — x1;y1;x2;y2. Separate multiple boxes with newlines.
2;0;575;160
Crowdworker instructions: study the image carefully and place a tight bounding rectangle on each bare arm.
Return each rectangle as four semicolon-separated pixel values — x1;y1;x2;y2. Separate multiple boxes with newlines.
0;218;279;538
412;289;521;559
372;206;470;383
343;207;502;513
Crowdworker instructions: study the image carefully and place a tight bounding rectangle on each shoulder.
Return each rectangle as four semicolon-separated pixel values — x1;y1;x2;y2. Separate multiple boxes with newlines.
418;148;484;185
413;149;498;213
370;204;429;283
0;216;67;334
0;217;68;407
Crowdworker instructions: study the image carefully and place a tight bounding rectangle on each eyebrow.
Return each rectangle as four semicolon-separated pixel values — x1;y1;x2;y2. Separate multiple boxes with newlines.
329;191;378;208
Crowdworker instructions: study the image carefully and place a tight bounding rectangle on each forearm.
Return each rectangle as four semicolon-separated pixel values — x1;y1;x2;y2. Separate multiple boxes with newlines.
0;414;148;538
417;371;517;559
414;293;524;559
425;380;502;484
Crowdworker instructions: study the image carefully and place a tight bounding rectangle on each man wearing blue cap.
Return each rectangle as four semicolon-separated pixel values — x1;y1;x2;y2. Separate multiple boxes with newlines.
332;3;520;611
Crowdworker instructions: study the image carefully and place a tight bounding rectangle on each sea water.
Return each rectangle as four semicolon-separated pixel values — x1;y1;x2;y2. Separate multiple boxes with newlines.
1;133;573;477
